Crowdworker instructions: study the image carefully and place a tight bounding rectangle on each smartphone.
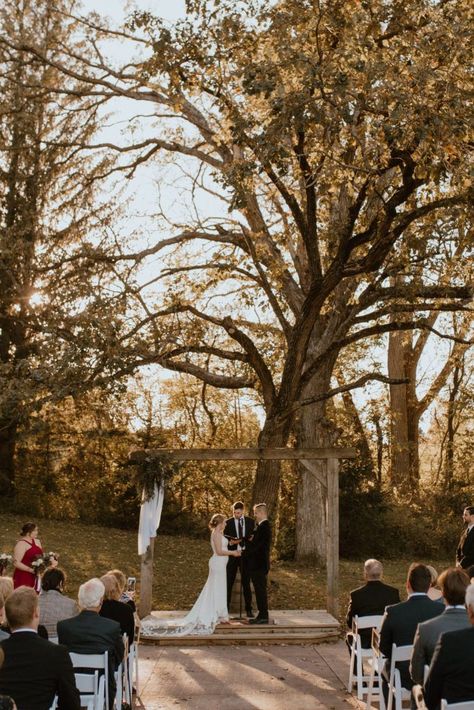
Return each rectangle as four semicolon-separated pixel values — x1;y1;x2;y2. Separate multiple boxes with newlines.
127;576;136;593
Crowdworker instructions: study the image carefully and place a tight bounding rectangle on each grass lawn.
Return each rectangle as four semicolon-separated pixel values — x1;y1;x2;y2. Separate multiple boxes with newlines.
0;513;452;624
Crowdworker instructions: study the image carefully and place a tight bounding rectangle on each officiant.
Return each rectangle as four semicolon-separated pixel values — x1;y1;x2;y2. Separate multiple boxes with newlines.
224;501;255;618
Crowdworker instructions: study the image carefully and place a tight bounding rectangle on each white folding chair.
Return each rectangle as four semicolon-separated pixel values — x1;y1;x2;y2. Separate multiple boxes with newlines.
75;670;104;710
114;661;124;708
387;643;413;710
441;702;474;709
348;614;384;700
121;633;132;706
49;698;58;710
366;627;386;710
70;651;109;710
128;624;140;702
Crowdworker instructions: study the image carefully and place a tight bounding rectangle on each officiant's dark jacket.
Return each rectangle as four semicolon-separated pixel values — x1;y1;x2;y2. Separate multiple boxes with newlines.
224;515;255;551
456;526;474;569
380;594;443;690
244;519;271;573
346;580;400;647
424;626;474;709
0;631;81;710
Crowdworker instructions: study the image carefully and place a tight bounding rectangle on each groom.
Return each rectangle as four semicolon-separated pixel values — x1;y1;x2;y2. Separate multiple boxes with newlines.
224;501;255;617
245;503;271;625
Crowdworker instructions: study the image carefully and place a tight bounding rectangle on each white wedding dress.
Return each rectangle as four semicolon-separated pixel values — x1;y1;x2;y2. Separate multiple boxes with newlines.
141;533;230;637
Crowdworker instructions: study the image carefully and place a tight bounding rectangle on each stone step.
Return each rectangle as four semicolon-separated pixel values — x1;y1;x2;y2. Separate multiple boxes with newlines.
215;623;339;634
140;609;341;647
141;629;340;646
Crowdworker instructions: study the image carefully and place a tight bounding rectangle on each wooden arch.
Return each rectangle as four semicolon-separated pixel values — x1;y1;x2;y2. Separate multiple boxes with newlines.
130;446;356;618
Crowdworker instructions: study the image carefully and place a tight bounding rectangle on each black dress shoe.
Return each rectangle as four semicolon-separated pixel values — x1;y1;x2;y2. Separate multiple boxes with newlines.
249;617;269;625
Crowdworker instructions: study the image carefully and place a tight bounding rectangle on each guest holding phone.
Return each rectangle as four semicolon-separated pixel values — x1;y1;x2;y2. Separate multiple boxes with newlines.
99;574;135;642
107;569;136;612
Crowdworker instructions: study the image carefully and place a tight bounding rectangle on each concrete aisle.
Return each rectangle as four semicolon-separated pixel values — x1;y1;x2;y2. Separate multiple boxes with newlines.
136;640;362;709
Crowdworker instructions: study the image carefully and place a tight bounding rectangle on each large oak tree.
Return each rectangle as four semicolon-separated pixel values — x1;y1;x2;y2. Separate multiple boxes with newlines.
8;0;473;559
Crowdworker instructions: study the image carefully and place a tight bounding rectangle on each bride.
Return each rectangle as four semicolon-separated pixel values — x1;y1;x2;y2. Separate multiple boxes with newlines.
142;513;241;637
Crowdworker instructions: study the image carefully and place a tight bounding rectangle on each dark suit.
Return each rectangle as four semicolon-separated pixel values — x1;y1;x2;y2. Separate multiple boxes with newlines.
224;515;255;614
57;610;124;702
100;599;135;643
456;526;474;569
346;580;400;648
410;608;470;685
424;626;474;709
380;594;443;692
244;519;271;619
0;630;80;710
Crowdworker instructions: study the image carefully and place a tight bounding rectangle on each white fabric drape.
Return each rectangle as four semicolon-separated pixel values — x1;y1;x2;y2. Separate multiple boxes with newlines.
138;481;164;555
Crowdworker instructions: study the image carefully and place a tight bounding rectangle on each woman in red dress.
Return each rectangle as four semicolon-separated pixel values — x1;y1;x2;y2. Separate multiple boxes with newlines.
12;522;43;591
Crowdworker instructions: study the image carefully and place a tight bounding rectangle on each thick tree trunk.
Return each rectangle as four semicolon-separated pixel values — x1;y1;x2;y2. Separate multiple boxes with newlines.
0;419;17;495
251;421;290;517
444;363;461;491
340;388;374;474
295;357;338;563
388;329;421;492
388;329;411;488
372;412;384;488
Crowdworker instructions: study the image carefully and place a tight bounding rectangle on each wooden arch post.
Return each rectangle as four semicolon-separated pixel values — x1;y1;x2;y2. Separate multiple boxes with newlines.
130;447;355;619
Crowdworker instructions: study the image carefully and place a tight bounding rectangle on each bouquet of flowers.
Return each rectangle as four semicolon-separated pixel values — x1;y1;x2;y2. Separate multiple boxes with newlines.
31;555;46;575
31;551;59;575
0;553;12;574
43;551;59;566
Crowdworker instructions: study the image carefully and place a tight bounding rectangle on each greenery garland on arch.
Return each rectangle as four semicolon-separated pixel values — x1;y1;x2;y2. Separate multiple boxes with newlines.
134;453;181;502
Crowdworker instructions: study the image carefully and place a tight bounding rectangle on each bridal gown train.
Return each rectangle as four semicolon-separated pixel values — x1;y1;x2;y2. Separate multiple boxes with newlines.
141;533;229;637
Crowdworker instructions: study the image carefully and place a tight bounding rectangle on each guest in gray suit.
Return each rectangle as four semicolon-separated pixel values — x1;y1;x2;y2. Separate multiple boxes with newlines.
410;567;471;685
39;568;78;638
0;596;8;642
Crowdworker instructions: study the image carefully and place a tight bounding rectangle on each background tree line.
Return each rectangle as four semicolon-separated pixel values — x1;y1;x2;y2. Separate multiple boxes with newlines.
0;0;472;562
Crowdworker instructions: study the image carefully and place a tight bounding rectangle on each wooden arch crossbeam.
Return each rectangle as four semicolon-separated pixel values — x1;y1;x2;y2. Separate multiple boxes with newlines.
130;447;356;619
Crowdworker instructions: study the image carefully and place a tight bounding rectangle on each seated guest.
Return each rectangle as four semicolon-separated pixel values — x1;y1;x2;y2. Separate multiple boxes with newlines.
0;578;47;641
424;583;474;709
99;574;135;643
346;558;400;649
57;578;124;703
426;566;444;602
0;582;13;639
0;587;80;710
380;563;443;698
411;567;470;685
107;569;136;612
39;567;79;637
0;582;13;606
0;597;8;642
0;696;16;710
39;568;78;638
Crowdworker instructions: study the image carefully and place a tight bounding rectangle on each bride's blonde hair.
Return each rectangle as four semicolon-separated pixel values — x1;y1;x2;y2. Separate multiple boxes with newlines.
209;513;225;530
